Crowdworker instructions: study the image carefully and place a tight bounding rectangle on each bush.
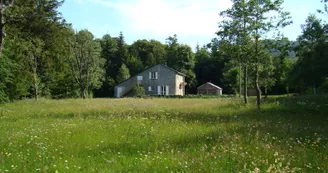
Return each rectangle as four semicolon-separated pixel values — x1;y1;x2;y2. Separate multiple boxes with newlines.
318;78;328;94
132;85;145;97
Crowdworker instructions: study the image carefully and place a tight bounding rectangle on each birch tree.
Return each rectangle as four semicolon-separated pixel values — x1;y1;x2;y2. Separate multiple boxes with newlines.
218;0;254;104
248;0;292;110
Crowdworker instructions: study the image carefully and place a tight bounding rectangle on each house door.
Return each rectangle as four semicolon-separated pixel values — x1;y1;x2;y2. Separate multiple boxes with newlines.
117;87;123;98
158;86;169;95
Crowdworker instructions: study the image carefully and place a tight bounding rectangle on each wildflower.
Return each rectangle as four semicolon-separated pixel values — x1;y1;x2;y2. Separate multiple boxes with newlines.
274;152;278;157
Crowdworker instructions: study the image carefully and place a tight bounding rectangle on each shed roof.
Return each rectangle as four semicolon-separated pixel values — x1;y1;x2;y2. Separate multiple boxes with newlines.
197;82;222;90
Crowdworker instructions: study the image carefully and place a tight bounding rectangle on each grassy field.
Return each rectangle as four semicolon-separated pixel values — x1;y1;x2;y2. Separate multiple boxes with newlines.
0;96;328;172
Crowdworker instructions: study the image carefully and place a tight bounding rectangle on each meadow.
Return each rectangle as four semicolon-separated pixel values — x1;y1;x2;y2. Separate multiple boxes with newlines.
0;96;328;172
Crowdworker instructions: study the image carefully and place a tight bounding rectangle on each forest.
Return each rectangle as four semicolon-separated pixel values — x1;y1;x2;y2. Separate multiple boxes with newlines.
0;0;328;105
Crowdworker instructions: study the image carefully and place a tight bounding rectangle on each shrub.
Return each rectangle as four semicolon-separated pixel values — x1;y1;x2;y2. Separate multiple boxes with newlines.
318;78;328;94
132;85;145;97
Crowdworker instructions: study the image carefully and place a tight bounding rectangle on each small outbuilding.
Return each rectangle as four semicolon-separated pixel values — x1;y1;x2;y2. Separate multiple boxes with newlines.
197;82;223;95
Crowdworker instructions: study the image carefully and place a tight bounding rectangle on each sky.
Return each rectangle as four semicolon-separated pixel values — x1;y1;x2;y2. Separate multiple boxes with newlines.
59;0;326;48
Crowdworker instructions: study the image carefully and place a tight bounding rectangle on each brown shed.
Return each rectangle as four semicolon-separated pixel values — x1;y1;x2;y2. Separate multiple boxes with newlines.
197;82;223;95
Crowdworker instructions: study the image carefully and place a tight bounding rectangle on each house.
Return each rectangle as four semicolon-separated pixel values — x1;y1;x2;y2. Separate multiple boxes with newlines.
197;82;223;95
114;64;186;98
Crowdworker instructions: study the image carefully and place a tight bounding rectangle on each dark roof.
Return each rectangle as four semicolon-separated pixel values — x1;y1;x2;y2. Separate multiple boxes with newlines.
115;64;186;87
158;64;186;77
197;82;222;90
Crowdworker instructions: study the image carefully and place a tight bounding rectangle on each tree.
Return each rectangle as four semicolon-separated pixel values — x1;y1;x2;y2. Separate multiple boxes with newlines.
69;30;104;99
0;0;71;101
0;42;14;102
248;0;292;110
258;48;276;97
223;61;240;95
166;34;179;67
318;0;328;14
299;15;325;94
166;35;196;93
150;40;167;64
0;0;16;56
27;38;44;101
129;39;156;68
194;42;226;94
115;32;129;75
218;0;291;109
218;0;255;103
116;63;130;83
195;44;211;64
129;39;167;70
291;15;327;94
264;37;294;95
94;34;118;97
125;55;143;76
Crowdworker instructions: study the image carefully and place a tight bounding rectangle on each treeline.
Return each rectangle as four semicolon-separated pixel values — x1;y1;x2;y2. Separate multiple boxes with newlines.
0;0;328;103
216;0;328;109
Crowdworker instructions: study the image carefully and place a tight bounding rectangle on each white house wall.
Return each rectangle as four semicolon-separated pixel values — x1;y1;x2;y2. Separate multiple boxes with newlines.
175;74;185;95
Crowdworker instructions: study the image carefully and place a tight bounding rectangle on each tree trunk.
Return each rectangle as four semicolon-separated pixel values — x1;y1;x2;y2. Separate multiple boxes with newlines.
244;66;248;104
30;53;39;101
255;67;261;111
313;80;316;95
81;87;87;99
32;67;38;101
239;64;242;98
264;86;268;98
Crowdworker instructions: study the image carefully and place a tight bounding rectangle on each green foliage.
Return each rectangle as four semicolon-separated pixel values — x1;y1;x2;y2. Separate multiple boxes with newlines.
0;47;13;103
195;44;211;64
223;63;240;95
0;0;75;101
166;35;196;92
218;0;292;108
132;85;145;97
290;15;328;94
116;63;130;83
115;32;129;71
263;37;295;94
128;39;167;72
318;78;328;93
69;30;104;99
125;55;143;76
318;0;328;14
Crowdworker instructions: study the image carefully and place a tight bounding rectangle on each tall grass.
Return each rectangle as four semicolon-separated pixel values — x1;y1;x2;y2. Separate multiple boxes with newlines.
0;96;327;172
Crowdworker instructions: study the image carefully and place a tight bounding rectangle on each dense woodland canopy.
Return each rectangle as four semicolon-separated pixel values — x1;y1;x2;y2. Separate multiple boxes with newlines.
0;0;328;104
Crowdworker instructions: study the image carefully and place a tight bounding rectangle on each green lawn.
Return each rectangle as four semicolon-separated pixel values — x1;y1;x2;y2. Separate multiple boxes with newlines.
0;96;328;172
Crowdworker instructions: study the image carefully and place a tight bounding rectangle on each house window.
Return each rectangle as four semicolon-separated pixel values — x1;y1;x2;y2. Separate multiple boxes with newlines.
148;86;155;92
149;72;158;79
161;86;167;95
137;76;143;81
